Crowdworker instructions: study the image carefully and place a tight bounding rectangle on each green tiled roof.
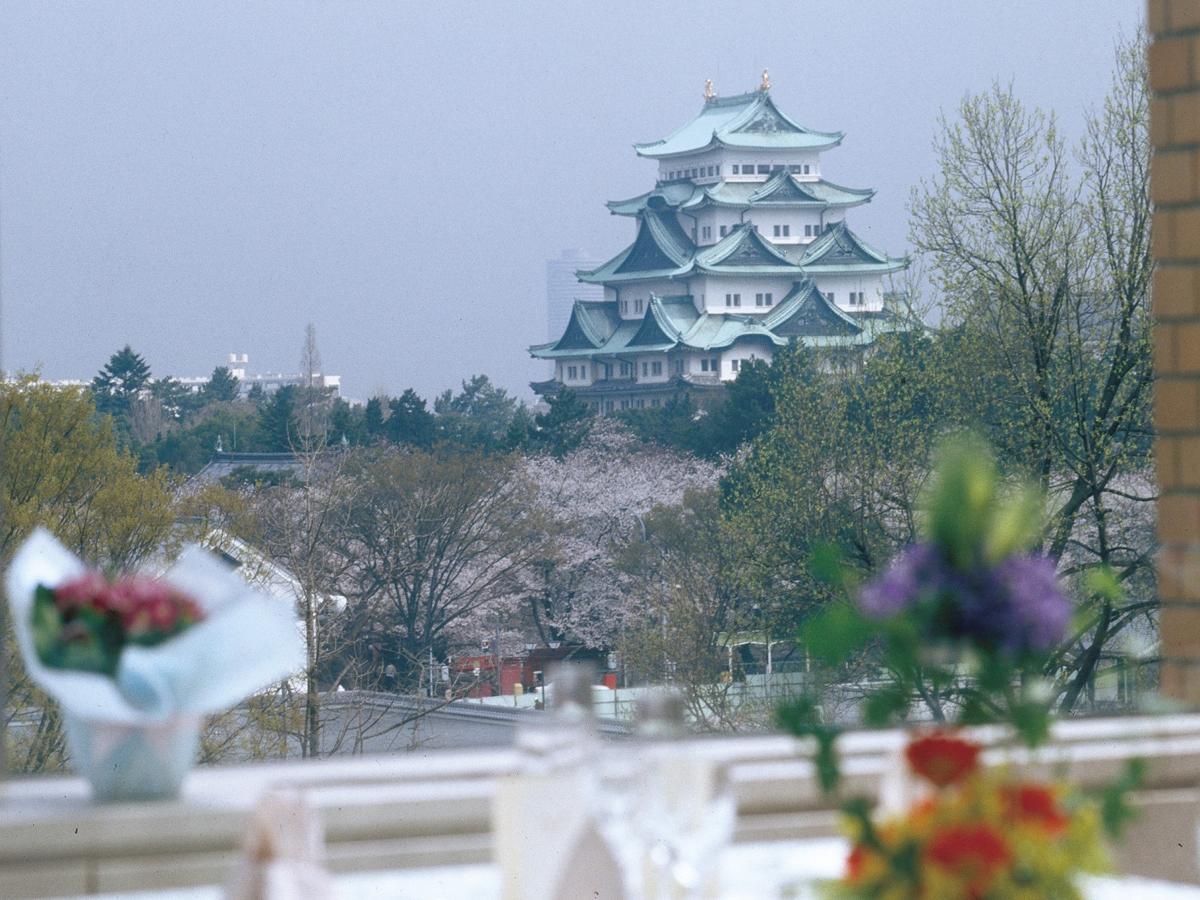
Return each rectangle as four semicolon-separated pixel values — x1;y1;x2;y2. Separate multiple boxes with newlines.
579;208;695;284
633;91;842;159
799;221;909;275
582;218;906;286
694;222;802;274
530;285;908;363
606;175;874;216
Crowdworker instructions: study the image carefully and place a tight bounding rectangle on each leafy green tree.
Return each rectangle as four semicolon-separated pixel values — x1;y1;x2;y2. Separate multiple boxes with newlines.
328;398;364;446
701;355;780;456
387;389;436;448
364;396;386;439
434;375;518;451
909;35;1153;709
140;403;263;473
1;378;175;772
203;366;241;404
531;389;593;458
246;382;266;406
150;377;198;422
617;393;703;453
258;385;299;452
504;403;535;452
92;345;152;418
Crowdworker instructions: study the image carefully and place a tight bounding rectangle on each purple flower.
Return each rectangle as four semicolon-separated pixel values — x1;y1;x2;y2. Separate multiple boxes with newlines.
859;542;942;619
993;555;1072;651
859;542;1073;657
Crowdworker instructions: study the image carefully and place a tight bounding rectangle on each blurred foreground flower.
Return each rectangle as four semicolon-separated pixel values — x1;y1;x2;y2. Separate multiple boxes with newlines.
6;528;305;800
832;731;1108;900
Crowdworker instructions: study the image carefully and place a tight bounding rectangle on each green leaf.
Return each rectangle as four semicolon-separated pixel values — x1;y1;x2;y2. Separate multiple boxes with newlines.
924;433;996;569
1085;565;1123;603
808;542;846;587
801;603;871;667
984;482;1044;563
776;698;842;793
30;585;64;666
863;684;910;727
1096;758;1146;838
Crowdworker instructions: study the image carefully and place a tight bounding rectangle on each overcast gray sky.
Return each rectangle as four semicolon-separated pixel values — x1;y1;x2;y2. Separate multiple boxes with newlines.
0;1;1143;402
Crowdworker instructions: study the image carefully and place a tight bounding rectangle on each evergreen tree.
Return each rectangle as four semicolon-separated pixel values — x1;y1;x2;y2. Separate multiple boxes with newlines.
364;396;386;439
202;366;241;404
532;390;593;458
247;382;267;406
504;403;535;452
328;398;364;445
258;385;298;451
149;377;197;422
92;345;152;418
698;352;784;456
434;374;517;451
387;389;435;448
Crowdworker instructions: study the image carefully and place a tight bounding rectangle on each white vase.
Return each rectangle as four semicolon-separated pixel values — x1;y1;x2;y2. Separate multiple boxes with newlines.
63;713;201;802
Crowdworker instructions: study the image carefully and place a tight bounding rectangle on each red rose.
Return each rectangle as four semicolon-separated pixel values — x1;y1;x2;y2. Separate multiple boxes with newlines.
905;731;982;787
927;824;1011;888
53;572;111;612
1003;784;1069;834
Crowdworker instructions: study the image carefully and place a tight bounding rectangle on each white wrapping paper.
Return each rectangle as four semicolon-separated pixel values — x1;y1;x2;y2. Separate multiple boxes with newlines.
6;528;306;799
6;527;305;727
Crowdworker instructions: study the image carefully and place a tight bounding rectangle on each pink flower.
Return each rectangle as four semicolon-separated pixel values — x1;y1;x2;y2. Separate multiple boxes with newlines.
107;576;203;636
53;572;111;612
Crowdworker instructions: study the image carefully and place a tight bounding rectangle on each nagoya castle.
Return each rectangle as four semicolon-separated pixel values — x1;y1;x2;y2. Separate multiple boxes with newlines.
530;72;909;412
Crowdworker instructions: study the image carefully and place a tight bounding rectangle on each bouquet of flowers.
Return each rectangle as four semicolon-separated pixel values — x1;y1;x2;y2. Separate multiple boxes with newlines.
31;570;206;676
6;528;305;801
831;730;1108;899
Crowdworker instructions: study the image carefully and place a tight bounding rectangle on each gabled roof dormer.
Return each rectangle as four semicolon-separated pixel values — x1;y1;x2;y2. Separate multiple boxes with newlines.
748;168;825;204
579;207;695;284
695;222;802;273
765;279;864;338
627;295;695;349
552;301;620;351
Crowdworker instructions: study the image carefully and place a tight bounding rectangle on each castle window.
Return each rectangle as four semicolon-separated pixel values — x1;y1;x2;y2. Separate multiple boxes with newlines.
804;164;811;174
731;165;740;174
755;292;774;307
825;292;835;303
636;399;645;409
641;362;649;377
757;164;770;174
621;399;630;409
701;359;709;372
719;225;728;237
651;361;662;376
732;359;741;372
651;398;660;408
567;366;577;380
710;357;719;371
804;225;814;237
789;164;802;173
773;224;791;237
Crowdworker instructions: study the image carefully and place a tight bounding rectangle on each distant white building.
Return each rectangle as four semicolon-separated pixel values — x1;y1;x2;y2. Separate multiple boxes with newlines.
220;353;342;399
28;352;341;399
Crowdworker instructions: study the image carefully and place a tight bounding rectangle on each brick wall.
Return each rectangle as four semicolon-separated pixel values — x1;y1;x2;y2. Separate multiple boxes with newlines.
1151;1;1200;701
